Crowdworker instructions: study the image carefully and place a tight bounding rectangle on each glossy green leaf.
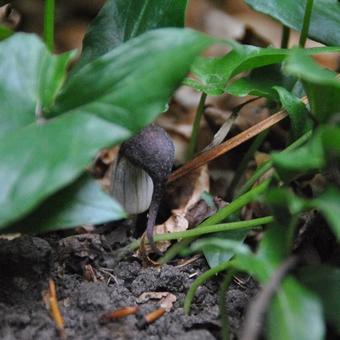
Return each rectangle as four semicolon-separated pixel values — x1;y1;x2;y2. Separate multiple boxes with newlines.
298;265;340;333
184;44;340;96
7;175;126;233
0;112;130;229
0;25;12;40
245;0;340;46
53;29;212;132
77;0;187;69
0;33;74;138
284;49;340;123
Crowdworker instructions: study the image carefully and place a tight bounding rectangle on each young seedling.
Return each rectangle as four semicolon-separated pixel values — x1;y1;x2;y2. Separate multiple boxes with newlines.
112;124;175;253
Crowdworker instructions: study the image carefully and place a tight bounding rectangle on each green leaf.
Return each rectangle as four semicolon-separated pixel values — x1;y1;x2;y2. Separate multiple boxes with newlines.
273;86;312;139
0;29;211;232
255;225;325;340
0;33;74;138
227;78;312;139
284;49;340;123
7;175;126;233
38;51;76;111
272;126;340;182
226;77;277;98
272;131;324;181
0;112;130;229
77;0;187;69
53;29;212;132
191;224;325;340
266;189;306;227
184;43;340;96
267;277;324;340
202;229;249;268
311;188;340;239
0;25;13;41
298;265;340;333
245;0;340;46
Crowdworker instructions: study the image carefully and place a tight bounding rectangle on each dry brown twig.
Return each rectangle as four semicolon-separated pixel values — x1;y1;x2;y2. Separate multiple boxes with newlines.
168;96;309;183
47;279;66;340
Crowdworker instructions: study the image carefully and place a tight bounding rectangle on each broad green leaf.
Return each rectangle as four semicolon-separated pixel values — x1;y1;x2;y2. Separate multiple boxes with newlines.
184;44;340;96
298;265;340;333
0;33;74;138
245;0;340;46
7;175;126;233
77;0;187;69
284;49;340;123
53;29;212;132
0;112;130;229
0;25;12;41
311;188;340;239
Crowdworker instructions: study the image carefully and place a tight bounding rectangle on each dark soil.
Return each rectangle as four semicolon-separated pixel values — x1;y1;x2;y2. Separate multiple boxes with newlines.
0;230;257;340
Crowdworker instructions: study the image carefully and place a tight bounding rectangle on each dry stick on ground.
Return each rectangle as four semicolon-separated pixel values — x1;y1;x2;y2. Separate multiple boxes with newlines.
240;256;298;340
48;279;66;340
168;96;308;184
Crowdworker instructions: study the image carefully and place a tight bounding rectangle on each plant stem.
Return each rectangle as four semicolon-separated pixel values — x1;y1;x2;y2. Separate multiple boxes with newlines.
219;270;236;340
186;92;207;160
44;0;55;51
236;130;312;196
299;0;314;47
184;261;234;314
201;180;270;227
159;180;270;264
129;217;273;251
226;131;268;200
280;25;290;48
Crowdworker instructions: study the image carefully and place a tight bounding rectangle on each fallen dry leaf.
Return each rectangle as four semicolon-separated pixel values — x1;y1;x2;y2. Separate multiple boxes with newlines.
137;166;210;255
137;292;177;312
